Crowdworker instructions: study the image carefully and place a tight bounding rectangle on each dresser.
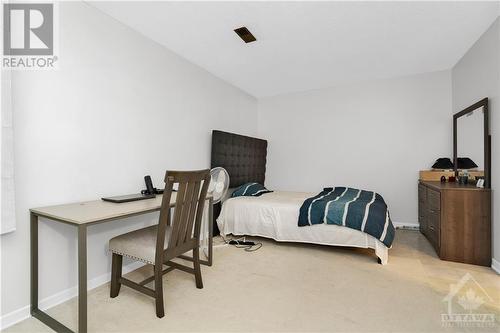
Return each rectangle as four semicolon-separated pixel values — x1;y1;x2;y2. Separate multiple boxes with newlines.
418;181;491;266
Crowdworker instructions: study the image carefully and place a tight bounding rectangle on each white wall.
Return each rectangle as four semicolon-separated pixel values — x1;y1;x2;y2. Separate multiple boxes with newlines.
452;17;500;267
0;1;256;324
258;71;452;225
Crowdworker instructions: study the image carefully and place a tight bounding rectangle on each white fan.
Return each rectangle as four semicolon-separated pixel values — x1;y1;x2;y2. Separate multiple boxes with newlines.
207;167;230;204
200;167;230;255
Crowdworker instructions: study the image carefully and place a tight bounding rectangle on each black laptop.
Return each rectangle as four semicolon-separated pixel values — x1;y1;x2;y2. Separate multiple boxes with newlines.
102;193;156;203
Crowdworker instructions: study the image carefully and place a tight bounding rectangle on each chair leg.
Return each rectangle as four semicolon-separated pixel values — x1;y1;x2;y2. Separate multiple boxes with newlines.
110;253;122;298
154;264;165;318
193;247;203;289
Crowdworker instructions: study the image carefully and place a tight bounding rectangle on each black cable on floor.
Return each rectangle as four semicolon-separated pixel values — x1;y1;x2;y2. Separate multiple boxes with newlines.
224;236;263;252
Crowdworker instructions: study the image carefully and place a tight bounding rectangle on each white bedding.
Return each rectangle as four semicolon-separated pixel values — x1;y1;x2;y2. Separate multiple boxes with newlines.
217;191;388;264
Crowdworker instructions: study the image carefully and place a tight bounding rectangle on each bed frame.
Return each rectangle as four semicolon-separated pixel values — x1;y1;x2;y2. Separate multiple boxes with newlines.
211;130;268;187
210;130;267;234
210;130;387;264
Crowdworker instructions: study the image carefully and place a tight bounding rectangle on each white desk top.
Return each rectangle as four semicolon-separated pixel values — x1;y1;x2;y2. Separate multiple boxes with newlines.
31;193;213;225
30;194;170;225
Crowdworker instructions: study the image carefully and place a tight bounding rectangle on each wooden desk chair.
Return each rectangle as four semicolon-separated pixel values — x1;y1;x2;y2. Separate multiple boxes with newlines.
108;169;210;318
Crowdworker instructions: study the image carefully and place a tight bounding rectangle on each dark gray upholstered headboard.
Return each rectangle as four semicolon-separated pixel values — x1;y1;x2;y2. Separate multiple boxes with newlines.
211;130;267;188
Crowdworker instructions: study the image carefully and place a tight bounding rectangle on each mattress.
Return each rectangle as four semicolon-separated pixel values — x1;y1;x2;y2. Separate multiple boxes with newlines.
217;191;388;264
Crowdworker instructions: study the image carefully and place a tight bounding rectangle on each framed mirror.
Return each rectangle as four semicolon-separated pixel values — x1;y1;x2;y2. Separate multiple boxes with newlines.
453;98;491;188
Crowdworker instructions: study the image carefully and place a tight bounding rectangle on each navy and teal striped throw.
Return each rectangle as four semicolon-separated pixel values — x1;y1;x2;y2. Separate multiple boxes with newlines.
231;183;272;198
298;187;395;247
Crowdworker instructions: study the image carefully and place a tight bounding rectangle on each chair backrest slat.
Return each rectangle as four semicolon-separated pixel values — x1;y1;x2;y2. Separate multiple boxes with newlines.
176;180;196;247
183;180;202;243
155;170;210;264
171;180;189;247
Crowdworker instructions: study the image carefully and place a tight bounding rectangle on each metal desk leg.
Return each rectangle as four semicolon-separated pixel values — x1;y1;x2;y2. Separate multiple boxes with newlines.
30;213;73;333
78;225;87;333
30;213;38;314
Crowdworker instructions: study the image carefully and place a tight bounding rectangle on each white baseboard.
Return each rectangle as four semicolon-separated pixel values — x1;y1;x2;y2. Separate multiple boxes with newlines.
492;258;500;275
0;261;145;331
393;222;419;230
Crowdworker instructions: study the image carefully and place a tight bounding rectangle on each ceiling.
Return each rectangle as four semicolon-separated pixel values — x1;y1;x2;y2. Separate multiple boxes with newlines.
90;1;499;98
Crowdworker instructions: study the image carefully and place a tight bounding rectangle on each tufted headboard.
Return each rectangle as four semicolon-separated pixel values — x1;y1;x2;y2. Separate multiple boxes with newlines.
211;130;268;188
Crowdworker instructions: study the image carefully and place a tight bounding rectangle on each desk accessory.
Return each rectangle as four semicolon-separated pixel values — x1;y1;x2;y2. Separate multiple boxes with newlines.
141;175;165;195
144;175;154;194
102;175;164;203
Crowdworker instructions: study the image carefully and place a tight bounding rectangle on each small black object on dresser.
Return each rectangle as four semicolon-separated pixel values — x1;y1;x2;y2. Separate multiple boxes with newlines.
432;158;454;169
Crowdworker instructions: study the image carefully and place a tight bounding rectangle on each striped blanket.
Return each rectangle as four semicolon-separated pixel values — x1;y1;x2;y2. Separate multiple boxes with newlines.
298;187;395;247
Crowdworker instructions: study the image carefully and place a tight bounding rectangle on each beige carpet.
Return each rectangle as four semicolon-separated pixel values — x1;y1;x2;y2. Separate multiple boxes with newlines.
4;230;500;332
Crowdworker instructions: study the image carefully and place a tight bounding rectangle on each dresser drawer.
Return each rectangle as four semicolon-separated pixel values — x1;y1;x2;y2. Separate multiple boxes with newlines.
428;210;440;249
428;189;441;212
418;184;426;203
418;210;426;226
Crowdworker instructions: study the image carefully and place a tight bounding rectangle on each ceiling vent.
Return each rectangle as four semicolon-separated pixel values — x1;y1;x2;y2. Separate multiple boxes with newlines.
234;27;256;43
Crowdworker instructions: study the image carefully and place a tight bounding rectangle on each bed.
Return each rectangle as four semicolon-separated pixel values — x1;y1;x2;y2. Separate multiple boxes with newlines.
211;130;391;264
217;191;389;264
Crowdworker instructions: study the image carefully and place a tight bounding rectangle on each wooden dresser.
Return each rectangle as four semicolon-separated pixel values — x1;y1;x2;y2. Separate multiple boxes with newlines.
418;181;491;266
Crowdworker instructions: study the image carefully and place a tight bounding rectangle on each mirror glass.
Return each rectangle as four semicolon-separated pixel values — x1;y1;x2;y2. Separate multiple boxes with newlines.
457;107;484;170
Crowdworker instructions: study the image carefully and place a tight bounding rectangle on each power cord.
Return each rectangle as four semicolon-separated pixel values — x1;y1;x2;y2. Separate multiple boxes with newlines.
222;235;263;252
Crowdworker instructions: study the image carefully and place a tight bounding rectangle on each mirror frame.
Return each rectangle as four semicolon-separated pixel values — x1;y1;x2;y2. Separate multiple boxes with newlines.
453;97;491;188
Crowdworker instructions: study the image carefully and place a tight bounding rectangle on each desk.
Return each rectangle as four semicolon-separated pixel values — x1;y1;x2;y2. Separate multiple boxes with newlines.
29;193;213;333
